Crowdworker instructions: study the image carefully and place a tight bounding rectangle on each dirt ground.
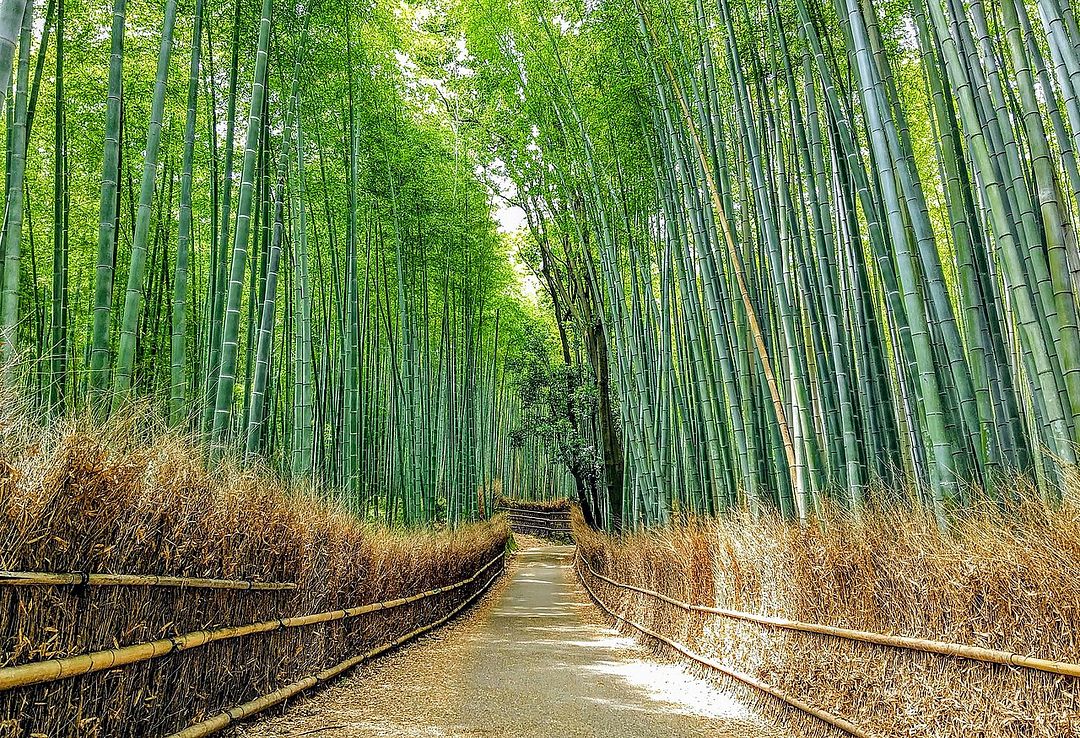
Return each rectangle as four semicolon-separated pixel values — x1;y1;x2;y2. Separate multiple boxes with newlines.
236;542;787;738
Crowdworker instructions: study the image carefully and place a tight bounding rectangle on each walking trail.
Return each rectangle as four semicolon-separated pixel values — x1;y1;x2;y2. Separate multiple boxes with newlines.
238;544;788;738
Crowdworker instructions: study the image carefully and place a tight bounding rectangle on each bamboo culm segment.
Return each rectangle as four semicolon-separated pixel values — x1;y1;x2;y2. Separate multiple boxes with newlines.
0;553;503;693
575;555;869;738
164;564;504;738
578;556;1080;680
0;571;295;590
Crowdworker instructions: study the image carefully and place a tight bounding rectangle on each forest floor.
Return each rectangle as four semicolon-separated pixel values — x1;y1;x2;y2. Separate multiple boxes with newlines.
237;542;785;738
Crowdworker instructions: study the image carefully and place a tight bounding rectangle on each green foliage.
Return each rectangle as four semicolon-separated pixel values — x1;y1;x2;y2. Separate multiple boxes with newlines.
509;331;600;485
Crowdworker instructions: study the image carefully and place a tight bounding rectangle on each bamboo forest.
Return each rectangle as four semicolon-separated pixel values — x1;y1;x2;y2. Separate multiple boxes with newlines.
1;0;1079;735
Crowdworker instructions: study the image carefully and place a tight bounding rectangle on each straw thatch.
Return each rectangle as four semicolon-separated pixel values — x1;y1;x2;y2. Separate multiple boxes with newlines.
574;501;1080;738
0;403;509;737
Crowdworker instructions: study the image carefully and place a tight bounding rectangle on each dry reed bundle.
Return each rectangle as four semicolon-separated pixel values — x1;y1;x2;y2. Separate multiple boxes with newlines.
574;499;1080;738
0;399;509;737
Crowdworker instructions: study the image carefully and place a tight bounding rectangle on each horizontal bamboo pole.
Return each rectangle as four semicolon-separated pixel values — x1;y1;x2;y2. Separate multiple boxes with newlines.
575;556;870;738
503;509;572;533
509;528;572;537
0;571;295;591
578;555;1080;679
507;517;569;522
507;520;572;530
165;563;505;738
500;506;568;516
0;552;505;693
501;508;570;520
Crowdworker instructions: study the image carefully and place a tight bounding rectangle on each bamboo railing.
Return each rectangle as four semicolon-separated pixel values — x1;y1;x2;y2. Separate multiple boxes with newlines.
577;554;1080;679
575;556;870;738
0;553;505;693
165;564;504;738
0;570;295;590
499;505;572;539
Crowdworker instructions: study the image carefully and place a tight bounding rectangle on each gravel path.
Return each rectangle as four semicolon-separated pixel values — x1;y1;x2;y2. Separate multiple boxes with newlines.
237;543;786;738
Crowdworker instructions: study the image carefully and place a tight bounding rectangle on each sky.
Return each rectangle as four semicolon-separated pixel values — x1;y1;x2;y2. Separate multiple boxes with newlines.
494;200;528;234
481;162;529;234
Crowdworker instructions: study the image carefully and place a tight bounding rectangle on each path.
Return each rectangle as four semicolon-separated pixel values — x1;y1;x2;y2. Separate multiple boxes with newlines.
238;545;788;738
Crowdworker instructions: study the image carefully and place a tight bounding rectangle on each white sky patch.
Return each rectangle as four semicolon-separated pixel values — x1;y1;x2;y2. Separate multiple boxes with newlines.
495;201;528;233
478;161;540;303
552;14;584;35
479;160;528;234
897;16;919;52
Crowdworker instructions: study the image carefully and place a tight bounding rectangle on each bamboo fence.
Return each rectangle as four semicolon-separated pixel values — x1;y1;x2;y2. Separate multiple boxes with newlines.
500;505;572;538
575;554;870;738
577;554;1080;679
0;552;504;693
0;570;295;590
165;564;504;738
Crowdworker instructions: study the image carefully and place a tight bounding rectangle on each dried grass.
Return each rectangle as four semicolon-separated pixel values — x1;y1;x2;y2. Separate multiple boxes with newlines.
575;499;1080;737
0;397;509;737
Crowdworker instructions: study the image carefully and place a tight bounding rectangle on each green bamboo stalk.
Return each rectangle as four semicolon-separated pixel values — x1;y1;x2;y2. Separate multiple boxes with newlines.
88;0;125;407
171;0;203;426
211;0;272;451
0;0;33;377
111;0;178;402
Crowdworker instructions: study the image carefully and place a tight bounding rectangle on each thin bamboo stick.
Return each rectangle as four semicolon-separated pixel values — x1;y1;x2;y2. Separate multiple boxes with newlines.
165;564;505;738
578;556;1080;679
576;556;870;738
0;571;295;590
501;509;571;521
0;553;504;692
505;518;571;528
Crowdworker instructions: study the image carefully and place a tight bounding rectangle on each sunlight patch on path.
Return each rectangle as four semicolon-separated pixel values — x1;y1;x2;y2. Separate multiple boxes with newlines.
586;657;756;720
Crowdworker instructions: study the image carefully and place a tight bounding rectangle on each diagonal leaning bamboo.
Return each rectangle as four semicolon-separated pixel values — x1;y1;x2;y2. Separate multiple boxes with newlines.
0;570;295;590
575;554;870;738
0;553;504;693
578;555;1080;679
164;564;505;738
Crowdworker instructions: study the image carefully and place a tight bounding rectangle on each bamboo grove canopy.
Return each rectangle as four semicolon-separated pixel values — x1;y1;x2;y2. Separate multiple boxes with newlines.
0;0;559;525
454;0;1080;528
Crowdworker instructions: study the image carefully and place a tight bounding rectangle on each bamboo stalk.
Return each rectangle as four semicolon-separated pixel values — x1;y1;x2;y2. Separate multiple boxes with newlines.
576;555;870;738
0;553;504;692
0;571;295;590
578;555;1080;680
165;563;504;738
